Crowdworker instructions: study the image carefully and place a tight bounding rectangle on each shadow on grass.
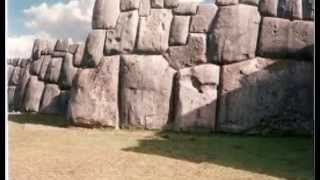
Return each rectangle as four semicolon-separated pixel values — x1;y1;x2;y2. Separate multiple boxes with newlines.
123;131;314;180
8;113;73;127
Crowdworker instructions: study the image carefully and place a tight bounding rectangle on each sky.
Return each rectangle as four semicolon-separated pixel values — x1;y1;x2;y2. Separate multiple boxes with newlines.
7;0;212;58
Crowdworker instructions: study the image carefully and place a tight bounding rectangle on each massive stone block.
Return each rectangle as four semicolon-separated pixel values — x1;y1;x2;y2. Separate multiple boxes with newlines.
32;39;49;60
173;2;198;15
68;44;79;54
8;86;16;111
259;0;278;16
217;57;313;135
38;55;51;81
151;0;164;8
139;0;151;16
68;56;120;128
73;44;85;67
164;0;179;8
302;0;314;20
165;33;207;70
7;65;14;83
209;4;261;64
82;30;106;67
173;64;220;132
40;84;67;115
30;57;43;76
59;53;78;90
136;9;173;53
9;67;21;86
190;4;218;33
278;0;303;20
169;16;190;45
23;76;45;112
216;0;239;5
44;57;63;83
13;65;31;111
92;0;120;29
120;55;176;129
105;10;139;54
120;0;140;11
55;39;73;52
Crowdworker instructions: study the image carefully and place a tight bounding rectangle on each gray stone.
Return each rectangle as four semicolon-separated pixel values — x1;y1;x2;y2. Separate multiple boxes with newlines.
217;57;313;135
173;64;220;132
23;76;45;112
52;51;66;57
173;2;198;15
164;0;179;8
105;10;139;54
139;0;151;16
40;84;66;115
9;67;21;86
13;64;31;111
120;55;176;129
151;0;164;8
73;44;85;67
68;44;79;54
240;0;260;5
68;56;120;128
216;0;239;5
55;39;73;52
210;4;261;64
302;0;314;20
190;4;218;33
165;33;207;70
137;9;173;53
82;30;106;67
45;57;63;83
257;17;290;58
8;86;16;111
7;65;14;83
32;39;49;60
120;0;140;11
30;57;44;76
59;53;78;90
169;16;190;45
92;0;120;29
38;55;51;81
278;0;303;20
19;59;30;68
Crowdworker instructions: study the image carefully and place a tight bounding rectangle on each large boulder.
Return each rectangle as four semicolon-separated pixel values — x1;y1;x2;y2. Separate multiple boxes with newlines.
278;0;303;20
209;4;261;64
32;39;49;60
8;86;16;112
7;65;14;83
136;9;173;53
9;67;21;86
92;0;120;29
13;65;31;111
54;39;73;52
44;57;63;83
139;0;151;16
105;10;139;54
302;0;314;20
259;0;279;16
173;64;220;132
120;55;176;129
164;0;179;8
165;33;207;70
68;56;120;128
169;16;191;45
120;0;140;11
173;2;198;15
40;84;67;115
23;76;45;112
190;4;218;33
217;57;313;135
73;44;85;67
38;55;51;81
82;30;106;67
30;56;44;76
59;53;78;90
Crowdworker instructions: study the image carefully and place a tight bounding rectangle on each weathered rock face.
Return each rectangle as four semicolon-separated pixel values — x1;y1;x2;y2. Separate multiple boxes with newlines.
240;0;259;5
136;9;173;53
13;65;31;111
139;0;151;16
302;0;314;20
92;0;120;29
165;33;207;69
259;0;279;17
164;0;179;8
30;57;43;76
23;76;45;112
173;64;220;132
7;65;14;83
68;44;79;54
190;4;218;33
59;53;78;90
38;55;51;81
278;0;303;20
209;4;261;64
104;10;139;54
8;86;16;111
169;16;190;45
82;30;106;67
9;67;21;86
216;0;239;6
173;2;198;15
32;39;49;59
39;84;62;114
68;56;120;128
73;44;85;67
45;57;63;83
55;39;73;52
120;0;140;11
120;55;176;129
151;0;164;8
217;57;313;135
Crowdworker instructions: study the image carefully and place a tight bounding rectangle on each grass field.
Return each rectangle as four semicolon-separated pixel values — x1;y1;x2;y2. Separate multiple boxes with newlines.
9;114;314;180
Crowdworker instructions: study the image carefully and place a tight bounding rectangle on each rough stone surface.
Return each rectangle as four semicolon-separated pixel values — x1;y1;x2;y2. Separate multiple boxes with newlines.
120;55;176;129
68;44;79;54
45;57;63;83
92;0;120;29
139;0;151;16
55;39;73;52
137;9;173;53
173;2;198;15
52;51;66;57
169;16;190;45
190;4;218;33
240;0;260;5
59;53;78;90
32;39;49;60
217;57;313;135
173;64;220;132
7;65;14;83
164;0;179;8
259;0;278;16
73;44;85;67
68;56;120;128
151;0;164;8
13;65;31;111
165;33;207;70
302;0;314;20
38;55;51;81
40;84;66;114
8;86;16;111
82;30;106;67
23;76;45;112
120;0;140;11
216;0;239;5
278;0;303;20
105;10;139;54
19;59;30;68
209;4;261;64
9;67;21;86
30;57;43;76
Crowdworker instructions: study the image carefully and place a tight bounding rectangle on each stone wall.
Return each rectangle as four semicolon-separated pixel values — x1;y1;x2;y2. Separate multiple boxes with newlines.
7;0;314;135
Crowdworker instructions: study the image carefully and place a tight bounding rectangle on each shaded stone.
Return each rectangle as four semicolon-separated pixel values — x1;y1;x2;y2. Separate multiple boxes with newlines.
217;57;313;135
139;0;151;16
23;76;45;112
173;64;220;132
13;64;31;111
151;0;164;8
30;56;44;76
278;0;303;20
302;0;314;20
68;56;120;128
164;0;179;8
39;55;51;81
39;84;66;115
9;67;21;86
45;57;63;83
82;30;106;67
240;0;260;5
59;53;78;90
8;86;16;111
165;33;207;70
92;0;120;29
73;44;85;67
173;2;198;15
105;10;139;54
7;65;14;83
137;9;173;53
68;44;79;54
32;39;49;60
120;0;140;11
52;51;66;57
209;4;261;64
216;0;239;5
190;4;218;33
55;39;73;52
169;16;190;45
19;59;30;68
120;55;176;129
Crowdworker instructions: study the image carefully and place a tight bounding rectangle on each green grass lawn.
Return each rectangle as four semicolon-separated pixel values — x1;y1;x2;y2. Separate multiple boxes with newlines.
9;114;314;180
